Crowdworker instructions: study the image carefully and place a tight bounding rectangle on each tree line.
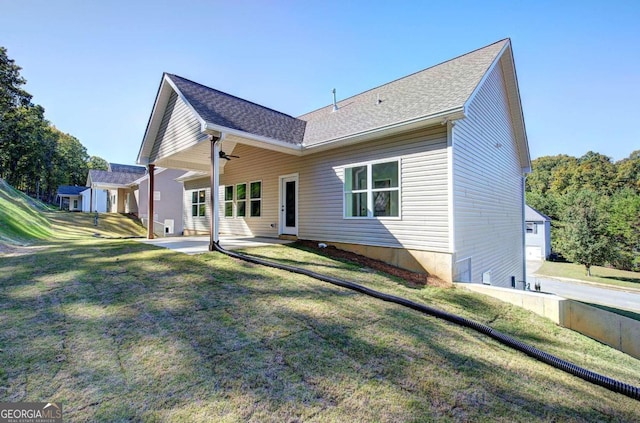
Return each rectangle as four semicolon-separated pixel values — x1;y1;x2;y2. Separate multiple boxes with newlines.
526;151;640;273
0;46;108;203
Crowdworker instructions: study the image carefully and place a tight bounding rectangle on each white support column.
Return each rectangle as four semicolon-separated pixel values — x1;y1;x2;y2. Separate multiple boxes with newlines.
209;135;222;250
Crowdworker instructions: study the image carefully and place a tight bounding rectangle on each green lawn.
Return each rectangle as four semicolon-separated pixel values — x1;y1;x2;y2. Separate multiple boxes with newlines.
536;260;640;290
1;214;640;421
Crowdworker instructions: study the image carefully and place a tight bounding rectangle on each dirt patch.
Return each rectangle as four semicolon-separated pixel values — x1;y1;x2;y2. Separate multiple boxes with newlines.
295;240;450;288
0;242;48;257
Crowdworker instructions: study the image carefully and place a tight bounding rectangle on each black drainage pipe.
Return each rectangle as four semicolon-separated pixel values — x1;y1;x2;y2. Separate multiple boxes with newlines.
213;242;640;402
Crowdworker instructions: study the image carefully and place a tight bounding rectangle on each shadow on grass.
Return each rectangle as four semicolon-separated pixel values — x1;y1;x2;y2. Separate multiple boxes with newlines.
1;238;640;421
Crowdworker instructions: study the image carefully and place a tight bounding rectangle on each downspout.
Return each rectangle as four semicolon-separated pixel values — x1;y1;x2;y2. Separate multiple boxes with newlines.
521;173;527;286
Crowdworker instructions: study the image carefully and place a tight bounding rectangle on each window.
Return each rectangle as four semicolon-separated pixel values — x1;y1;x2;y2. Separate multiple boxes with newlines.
73;199;78;209
224;186;234;217
236;183;247;217
526;222;537;234
250;181;261;217
344;160;400;218
191;190;206;217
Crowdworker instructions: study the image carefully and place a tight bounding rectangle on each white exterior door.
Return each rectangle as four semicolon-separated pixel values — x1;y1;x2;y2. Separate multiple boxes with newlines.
279;174;298;235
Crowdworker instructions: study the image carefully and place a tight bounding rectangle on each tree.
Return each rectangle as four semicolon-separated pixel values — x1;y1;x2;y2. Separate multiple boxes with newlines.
609;189;640;271
87;155;109;171
0;46;32;113
616;150;640;193
555;190;616;276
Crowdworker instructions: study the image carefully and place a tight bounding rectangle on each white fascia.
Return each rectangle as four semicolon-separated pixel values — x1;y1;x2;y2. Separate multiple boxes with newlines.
203;122;303;156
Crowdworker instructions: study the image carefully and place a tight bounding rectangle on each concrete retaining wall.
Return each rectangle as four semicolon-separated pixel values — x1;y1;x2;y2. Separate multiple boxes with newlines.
457;283;640;360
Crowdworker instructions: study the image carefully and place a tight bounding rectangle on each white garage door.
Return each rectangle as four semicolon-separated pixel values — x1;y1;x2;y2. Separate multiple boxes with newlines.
526;246;542;260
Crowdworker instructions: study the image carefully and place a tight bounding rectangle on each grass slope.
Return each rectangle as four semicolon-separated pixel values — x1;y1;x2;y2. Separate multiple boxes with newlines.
0;179;52;244
1;214;639;421
0;178;146;248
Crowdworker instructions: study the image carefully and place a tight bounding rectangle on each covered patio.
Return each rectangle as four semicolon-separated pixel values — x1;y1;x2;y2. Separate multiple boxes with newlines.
137;235;294;255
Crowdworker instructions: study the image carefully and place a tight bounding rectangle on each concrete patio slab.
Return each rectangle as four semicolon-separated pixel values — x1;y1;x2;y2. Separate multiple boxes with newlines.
136;235;293;255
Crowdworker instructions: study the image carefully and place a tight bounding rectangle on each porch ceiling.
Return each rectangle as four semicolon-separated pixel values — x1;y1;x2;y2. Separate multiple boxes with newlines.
152;134;300;173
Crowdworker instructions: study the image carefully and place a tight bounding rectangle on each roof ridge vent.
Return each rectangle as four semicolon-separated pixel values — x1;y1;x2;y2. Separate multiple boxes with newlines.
332;88;338;112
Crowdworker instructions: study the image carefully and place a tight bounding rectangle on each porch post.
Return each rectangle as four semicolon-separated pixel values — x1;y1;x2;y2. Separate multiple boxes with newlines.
209;136;221;251
89;187;93;213
147;164;155;239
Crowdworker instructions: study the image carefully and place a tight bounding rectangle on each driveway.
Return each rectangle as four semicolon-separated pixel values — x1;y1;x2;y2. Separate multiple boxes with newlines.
137;235;293;255
527;261;640;313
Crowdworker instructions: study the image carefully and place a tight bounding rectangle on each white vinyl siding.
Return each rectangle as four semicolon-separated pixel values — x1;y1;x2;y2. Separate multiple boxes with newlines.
150;91;208;163
452;62;525;287
217;145;300;237
183;179;210;234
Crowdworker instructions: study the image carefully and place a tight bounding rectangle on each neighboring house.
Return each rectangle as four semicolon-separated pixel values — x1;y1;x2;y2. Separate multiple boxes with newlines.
136;38;531;287
85;164;146;213
56;185;85;211
130;167;187;236
525;205;551;261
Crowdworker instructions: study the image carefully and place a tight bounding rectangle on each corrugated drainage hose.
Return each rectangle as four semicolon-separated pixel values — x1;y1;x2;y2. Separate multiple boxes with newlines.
213;242;640;401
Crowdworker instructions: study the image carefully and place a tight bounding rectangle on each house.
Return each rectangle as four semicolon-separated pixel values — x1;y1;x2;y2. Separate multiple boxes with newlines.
525;205;551;261
55;185;85;211
136;38;531;287
129;167;187;236
85;164;146;213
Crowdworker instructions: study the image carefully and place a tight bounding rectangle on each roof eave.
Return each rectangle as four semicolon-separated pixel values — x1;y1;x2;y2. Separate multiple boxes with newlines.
203;122;303;156
301;108;466;154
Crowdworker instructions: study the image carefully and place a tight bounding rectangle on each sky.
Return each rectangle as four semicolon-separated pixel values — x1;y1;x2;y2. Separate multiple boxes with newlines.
1;0;639;165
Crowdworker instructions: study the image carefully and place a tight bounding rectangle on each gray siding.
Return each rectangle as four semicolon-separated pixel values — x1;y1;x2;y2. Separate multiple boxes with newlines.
299;126;449;252
150;91;208;163
452;62;525;287
138;169;186;236
189;126;450;252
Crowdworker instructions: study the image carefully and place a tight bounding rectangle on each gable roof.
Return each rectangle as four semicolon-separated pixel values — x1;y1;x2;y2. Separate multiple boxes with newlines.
88;169;145;186
525;205;551;222
138;39;529;170
57;185;86;196
108;163;146;174
168;74;306;145
299;39;508;146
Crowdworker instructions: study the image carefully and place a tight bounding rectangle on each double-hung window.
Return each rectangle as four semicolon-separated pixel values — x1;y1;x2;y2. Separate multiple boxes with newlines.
250;181;261;217
236;183;247;217
224;186;234;217
191;190;206;217
344;160;400;218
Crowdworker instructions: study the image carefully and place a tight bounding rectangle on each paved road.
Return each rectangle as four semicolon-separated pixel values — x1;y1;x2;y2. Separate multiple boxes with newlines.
526;273;640;313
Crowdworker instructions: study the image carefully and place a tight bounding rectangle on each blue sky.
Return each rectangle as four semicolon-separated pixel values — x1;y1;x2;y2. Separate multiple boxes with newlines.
1;0;639;165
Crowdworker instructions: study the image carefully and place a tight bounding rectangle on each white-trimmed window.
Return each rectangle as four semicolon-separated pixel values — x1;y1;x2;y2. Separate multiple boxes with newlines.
236;183;247;218
191;190;206;217
224;186;234;218
526;222;537;234
250;181;262;217
344;160;400;218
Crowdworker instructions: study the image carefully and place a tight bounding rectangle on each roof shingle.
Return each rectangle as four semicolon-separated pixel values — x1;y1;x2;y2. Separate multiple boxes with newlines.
298;39;508;145
89;170;144;186
167;74;307;145
57;185;86;196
